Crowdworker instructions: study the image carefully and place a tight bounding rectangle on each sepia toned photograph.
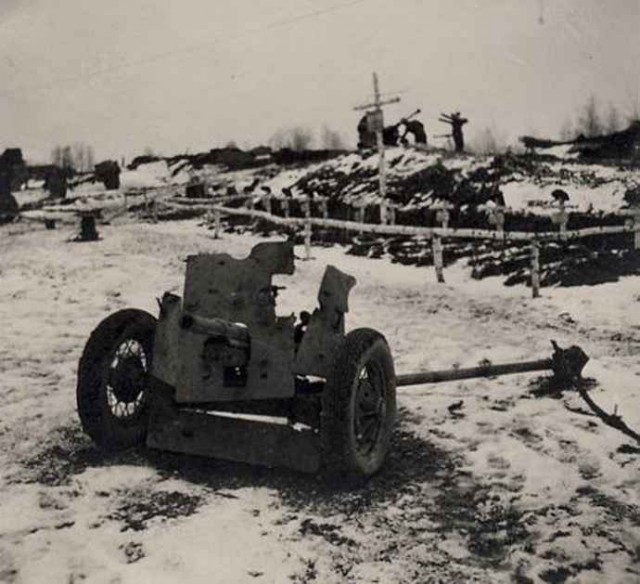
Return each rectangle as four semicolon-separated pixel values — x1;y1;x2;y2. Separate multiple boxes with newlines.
0;1;638;582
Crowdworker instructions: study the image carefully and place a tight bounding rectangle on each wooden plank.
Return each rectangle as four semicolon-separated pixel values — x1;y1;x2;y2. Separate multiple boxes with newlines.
303;197;312;260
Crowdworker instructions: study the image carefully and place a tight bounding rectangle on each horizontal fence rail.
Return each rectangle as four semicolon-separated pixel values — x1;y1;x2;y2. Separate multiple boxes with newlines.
180;196;640;299
168;200;640;243
9;182;640;298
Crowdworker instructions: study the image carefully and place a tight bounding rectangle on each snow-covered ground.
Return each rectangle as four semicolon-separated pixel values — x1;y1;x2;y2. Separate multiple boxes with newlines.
0;217;638;583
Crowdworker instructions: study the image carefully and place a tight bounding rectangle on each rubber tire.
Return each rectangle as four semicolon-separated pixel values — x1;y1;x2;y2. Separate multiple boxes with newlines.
77;309;156;450
321;328;396;479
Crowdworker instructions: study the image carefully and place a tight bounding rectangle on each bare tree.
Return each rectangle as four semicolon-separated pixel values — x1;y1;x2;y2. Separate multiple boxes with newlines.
74;143;86;172
52;142;95;172
605;105;623;133
321;125;346;150
61;146;74;171
86;145;95;170
269;126;314;151
290;126;313;151
628;99;640;124
559;118;575;141
471;126;505;155
576;95;603;137
268;129;287;150
51;146;63;168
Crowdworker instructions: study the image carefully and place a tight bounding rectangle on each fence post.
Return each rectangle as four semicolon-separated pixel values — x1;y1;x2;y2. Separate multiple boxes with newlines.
435;203;451;230
303;196;312;260
320;196;329;220
433;235;445;283
380;200;388;225
356;204;365;234
552;203;568;239
531;241;540;298
282;198;290;218
213;207;221;239
266;195;273;216
389;203;397;226
489;205;505;236
488;205;506;269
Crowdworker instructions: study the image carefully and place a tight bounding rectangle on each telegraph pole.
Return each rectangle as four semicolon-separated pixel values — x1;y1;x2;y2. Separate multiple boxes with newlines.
354;73;400;199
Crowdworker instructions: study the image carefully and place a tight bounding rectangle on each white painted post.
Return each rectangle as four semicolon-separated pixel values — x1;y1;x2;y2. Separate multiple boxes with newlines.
266;195;273;216
531;241;540;298
357;204;365;234
552;203;568;239
320;197;329;220
213;208;221;239
492;205;505;236
353;73;400;202
560;208;568;239
435;204;451;230
380;200;388;225
433;235;445;283
282;198;290;218
303;196;312;260
389;203;397;226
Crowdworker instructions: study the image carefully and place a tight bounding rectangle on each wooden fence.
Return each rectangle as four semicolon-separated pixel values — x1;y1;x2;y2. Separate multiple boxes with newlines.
13;185;640;298
171;192;640;298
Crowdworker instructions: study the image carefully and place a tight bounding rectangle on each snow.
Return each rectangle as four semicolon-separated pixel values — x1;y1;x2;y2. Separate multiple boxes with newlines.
501;178;628;213
120;161;174;189
543;144;580;160
0;215;638;583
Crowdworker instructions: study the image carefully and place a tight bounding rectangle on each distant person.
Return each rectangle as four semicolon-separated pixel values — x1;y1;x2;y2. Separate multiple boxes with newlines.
357;114;376;149
0;158;19;222
439;112;468;153
399;119;427;145
382;124;400;146
94;160;120;190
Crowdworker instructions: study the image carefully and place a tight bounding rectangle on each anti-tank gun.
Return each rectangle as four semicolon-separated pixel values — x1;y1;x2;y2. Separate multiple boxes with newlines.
76;241;588;479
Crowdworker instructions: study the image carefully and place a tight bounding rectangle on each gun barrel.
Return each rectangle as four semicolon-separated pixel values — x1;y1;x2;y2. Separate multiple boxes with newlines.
180;313;250;349
396;343;589;388
396;358;552;387
403;108;421;121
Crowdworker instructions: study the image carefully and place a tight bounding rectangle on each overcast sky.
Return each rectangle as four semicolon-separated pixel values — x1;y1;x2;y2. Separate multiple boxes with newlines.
0;0;638;162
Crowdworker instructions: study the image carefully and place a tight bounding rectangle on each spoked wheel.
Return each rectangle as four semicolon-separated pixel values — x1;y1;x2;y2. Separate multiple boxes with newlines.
321;328;396;479
353;363;388;457
106;338;149;419
77;309;156;450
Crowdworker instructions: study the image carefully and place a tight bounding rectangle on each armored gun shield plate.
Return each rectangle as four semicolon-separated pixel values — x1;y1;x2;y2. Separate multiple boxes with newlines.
152;242;298;403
